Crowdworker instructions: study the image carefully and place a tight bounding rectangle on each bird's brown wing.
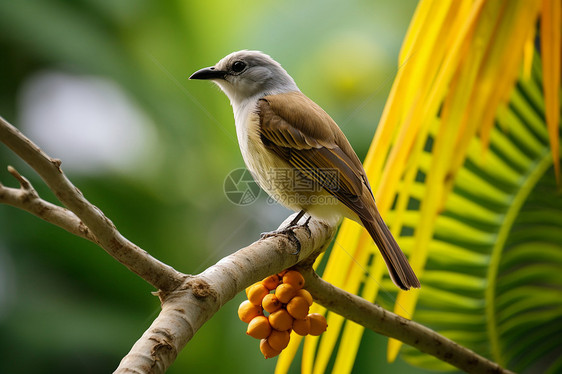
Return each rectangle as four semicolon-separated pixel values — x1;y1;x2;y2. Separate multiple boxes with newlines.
257;91;420;290
257;91;373;221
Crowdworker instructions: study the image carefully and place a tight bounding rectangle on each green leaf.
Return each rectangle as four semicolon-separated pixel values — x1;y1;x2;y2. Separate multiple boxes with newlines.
400;53;562;373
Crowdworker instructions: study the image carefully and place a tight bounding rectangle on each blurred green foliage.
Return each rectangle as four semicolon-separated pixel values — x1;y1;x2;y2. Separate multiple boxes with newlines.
0;0;434;373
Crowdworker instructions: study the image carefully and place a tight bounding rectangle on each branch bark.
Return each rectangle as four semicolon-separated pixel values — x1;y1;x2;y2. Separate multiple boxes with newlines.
0;116;513;374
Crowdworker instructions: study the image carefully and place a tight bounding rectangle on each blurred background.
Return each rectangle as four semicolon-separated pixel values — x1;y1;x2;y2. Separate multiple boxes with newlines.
0;0;434;372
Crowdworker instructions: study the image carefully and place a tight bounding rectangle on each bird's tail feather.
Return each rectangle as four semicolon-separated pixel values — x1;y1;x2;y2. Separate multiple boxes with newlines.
360;212;420;290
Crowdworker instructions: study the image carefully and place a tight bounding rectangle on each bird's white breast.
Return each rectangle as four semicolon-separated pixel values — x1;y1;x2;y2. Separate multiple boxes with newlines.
233;99;254;163
233;97;282;197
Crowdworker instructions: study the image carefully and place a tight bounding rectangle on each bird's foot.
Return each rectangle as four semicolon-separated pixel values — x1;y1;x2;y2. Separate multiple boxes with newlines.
260;227;301;255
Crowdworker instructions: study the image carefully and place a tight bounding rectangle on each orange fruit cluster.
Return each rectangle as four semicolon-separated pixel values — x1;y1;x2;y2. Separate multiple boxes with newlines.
238;269;328;359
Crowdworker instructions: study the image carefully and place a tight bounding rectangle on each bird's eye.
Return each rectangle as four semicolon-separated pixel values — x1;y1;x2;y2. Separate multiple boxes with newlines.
231;61;246;73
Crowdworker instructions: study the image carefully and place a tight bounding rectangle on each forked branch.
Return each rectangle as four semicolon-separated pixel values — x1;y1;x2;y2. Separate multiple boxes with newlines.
0;116;182;291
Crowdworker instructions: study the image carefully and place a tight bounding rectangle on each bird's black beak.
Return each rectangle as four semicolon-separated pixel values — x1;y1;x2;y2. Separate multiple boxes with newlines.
189;66;226;80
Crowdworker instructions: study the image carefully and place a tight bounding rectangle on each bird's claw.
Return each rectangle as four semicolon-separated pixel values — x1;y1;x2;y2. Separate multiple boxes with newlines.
260;226;301;255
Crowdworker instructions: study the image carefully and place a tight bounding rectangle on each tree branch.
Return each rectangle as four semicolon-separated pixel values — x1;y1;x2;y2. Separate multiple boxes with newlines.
299;267;514;374
0;116;182;291
115;215;335;373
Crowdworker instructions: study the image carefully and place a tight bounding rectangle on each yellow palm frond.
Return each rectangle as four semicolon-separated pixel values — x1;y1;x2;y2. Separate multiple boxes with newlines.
275;0;560;372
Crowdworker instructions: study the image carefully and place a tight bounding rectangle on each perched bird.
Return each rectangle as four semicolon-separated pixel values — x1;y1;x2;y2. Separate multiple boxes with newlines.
190;50;420;290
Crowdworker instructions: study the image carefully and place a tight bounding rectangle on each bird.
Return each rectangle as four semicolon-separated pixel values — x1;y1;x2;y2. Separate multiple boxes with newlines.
190;50;420;290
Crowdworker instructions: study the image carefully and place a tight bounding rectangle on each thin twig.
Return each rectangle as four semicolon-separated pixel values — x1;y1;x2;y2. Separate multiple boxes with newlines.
0;166;97;242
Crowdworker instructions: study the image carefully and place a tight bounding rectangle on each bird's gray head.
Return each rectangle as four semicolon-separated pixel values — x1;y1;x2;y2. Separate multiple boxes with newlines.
189;50;299;107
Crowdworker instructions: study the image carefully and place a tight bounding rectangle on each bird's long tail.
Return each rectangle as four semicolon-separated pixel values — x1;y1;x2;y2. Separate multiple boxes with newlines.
360;210;420;290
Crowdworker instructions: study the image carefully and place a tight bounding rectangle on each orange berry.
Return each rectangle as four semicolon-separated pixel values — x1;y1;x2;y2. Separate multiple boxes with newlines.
308;313;328;336
296;289;313;306
268;309;294;331
262;274;281;290
262;293;282;313
267;329;290;351
245;281;261;297
292;316;311;336
246;315;272;339
283;270;305;289
275;283;297;304
238;300;262;323
286;296;309;319
260;338;281;359
247;283;269;305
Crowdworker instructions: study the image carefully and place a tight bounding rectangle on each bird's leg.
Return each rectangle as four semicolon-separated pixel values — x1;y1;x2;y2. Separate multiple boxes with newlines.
288;209;306;226
260;210;309;254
